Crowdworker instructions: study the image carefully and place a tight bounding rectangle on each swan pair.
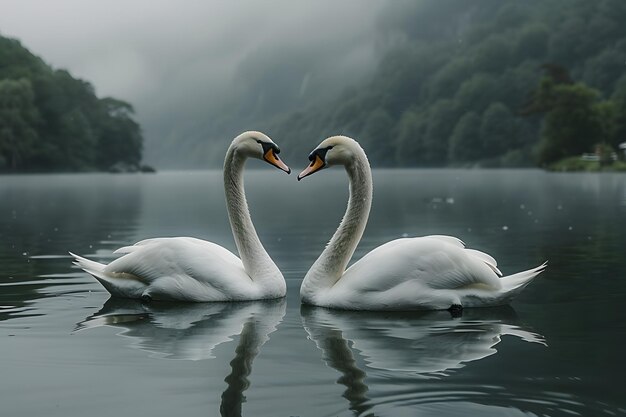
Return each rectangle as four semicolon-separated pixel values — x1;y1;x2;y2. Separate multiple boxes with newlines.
72;131;545;311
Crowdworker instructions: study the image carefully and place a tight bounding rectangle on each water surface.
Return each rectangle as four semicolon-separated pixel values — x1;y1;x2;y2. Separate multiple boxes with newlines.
1;169;625;416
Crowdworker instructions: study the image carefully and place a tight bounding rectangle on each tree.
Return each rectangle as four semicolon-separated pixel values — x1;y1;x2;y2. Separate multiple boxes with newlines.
472;35;511;73
421;99;459;165
96;98;143;169
250;0;626;170
0;78;39;170
480;102;521;158
583;47;626;93
536;80;603;164
394;109;429;165
515;24;549;61
0;34;145;172
448;112;482;163
360;107;394;165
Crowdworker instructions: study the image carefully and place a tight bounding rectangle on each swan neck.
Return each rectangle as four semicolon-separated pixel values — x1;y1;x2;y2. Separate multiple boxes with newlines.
223;146;282;288
302;149;372;298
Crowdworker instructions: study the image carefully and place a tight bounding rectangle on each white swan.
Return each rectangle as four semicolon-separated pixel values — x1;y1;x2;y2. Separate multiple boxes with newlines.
71;131;290;302
297;135;546;311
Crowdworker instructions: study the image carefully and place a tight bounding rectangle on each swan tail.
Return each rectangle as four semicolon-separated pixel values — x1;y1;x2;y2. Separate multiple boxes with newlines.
500;261;547;297
466;248;502;276
69;252;106;273
70;252;145;298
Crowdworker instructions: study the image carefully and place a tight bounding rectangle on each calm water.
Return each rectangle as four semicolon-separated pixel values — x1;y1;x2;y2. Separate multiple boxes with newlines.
1;169;625;417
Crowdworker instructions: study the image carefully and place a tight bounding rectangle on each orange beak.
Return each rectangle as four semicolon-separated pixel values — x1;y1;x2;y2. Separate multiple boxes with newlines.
297;154;325;181
263;149;290;174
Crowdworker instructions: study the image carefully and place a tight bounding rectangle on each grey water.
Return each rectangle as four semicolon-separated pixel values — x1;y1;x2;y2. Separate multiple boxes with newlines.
0;169;625;417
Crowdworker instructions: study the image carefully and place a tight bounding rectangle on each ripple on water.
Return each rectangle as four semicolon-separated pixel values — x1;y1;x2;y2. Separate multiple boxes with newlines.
28;254;74;260
355;381;620;417
0;271;99;323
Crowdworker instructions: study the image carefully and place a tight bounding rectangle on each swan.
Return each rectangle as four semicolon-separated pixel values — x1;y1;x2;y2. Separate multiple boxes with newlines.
297;135;546;312
71;131;290;302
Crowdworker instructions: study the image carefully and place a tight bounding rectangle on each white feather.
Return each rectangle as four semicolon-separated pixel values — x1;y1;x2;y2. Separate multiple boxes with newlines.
300;136;545;311
70;132;287;302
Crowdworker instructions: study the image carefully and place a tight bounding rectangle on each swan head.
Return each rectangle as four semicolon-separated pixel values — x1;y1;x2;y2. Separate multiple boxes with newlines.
233;131;290;174
297;136;361;180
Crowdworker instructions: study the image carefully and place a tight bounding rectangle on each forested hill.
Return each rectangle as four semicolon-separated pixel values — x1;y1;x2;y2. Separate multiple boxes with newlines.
0;35;143;172
265;0;626;167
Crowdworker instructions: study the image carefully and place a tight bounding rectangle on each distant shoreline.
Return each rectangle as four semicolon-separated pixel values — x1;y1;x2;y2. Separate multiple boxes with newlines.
546;157;626;173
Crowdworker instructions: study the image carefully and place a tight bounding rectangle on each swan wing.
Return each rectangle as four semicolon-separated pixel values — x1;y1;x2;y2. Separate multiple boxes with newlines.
101;237;255;300
425;235;465;248
342;236;502;292
421;236;502;275
106;237;245;282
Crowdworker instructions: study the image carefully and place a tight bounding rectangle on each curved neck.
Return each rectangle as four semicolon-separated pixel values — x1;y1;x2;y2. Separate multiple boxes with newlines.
302;150;372;296
223;147;282;287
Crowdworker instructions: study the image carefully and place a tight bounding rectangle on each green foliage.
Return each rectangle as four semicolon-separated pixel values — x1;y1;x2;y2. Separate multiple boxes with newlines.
263;0;626;168
610;77;626;150
449;112;482;163
0;35;143;172
0;78;39;169
96;98;143;170
527;72;626;167
548;156;626;172
480;103;522;158
536;81;604;164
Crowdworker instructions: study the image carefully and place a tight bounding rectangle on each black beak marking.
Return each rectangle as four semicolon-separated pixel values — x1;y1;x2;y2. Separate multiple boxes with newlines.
309;145;333;163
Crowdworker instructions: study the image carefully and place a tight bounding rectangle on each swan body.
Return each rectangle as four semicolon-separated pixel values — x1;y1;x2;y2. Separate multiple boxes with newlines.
297;135;545;311
71;131;290;302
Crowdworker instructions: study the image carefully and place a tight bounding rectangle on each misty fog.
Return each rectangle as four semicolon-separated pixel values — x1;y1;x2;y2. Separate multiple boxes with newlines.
0;0;398;167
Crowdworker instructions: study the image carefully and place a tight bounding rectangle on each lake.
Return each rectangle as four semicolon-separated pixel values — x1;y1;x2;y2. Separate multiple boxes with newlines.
1;169;625;416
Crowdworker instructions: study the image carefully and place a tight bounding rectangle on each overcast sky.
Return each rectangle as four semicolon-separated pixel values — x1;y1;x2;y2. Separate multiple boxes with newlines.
0;1;388;108
0;1;404;166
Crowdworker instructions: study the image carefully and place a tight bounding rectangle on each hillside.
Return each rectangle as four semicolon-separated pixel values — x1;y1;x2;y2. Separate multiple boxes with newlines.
265;0;626;167
0;35;143;172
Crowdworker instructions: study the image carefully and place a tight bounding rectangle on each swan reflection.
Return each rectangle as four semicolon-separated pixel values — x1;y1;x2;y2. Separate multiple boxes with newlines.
78;298;285;416
302;306;545;377
78;298;285;361
302;306;546;415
